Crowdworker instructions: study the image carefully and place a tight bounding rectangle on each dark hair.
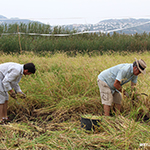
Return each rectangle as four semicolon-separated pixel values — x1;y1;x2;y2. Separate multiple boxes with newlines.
24;63;36;74
133;61;137;67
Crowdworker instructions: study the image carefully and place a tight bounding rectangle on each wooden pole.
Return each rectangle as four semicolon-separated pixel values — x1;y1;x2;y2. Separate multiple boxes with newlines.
17;25;22;54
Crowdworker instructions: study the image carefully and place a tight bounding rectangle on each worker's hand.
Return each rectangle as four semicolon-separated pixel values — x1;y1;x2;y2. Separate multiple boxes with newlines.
123;91;129;98
9;91;17;99
17;92;26;99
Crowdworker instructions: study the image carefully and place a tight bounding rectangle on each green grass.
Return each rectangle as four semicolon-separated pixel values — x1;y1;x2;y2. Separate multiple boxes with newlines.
0;51;150;149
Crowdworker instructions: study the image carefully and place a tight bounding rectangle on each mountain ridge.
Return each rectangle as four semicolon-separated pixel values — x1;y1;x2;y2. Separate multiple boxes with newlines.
0;15;42;24
1;15;150;34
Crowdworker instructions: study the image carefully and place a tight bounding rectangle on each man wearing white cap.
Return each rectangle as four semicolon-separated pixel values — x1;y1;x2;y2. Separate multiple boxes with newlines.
97;58;147;116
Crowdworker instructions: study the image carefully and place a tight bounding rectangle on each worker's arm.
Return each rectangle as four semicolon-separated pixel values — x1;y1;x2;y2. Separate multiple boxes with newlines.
114;79;129;97
131;81;138;97
114;79;123;92
131;81;136;90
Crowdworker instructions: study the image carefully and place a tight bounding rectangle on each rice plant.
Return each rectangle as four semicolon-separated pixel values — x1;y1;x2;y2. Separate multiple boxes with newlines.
0;51;149;149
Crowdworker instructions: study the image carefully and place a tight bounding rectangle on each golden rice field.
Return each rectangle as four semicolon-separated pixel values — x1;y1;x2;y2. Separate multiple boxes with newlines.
0;51;150;149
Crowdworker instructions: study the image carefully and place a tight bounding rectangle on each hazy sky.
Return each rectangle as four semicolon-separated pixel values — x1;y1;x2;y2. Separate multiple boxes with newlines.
1;0;150;25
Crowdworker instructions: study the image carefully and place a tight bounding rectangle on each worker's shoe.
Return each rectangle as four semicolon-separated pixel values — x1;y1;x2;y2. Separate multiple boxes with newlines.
3;117;11;123
0;120;4;125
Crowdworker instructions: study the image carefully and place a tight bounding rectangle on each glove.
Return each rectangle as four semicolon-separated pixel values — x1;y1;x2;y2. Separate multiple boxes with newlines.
9;91;17;99
17;92;26;99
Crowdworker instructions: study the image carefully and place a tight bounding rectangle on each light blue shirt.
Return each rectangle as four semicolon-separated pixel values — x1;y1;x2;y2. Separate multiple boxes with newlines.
98;63;137;94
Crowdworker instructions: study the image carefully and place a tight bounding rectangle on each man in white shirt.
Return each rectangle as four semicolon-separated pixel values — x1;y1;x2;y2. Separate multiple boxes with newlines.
0;62;36;124
97;58;146;116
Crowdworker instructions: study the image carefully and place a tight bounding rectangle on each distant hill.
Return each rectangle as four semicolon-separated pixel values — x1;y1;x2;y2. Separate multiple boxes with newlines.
0;15;7;19
62;18;150;34
1;15;150;34
0;15;42;25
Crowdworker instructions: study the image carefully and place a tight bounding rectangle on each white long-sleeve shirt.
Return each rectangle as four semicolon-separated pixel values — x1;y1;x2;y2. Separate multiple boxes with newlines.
0;62;24;92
